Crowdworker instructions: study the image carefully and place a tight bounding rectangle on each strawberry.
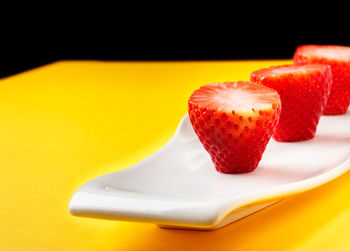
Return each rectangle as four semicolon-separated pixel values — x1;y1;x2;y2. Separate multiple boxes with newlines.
251;64;332;142
294;45;350;115
188;81;281;174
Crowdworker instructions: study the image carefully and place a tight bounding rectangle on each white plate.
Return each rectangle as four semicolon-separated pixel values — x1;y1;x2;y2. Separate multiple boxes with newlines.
69;111;350;230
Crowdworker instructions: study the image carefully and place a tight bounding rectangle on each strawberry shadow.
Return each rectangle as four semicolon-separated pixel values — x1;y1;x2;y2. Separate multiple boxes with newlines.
312;134;350;144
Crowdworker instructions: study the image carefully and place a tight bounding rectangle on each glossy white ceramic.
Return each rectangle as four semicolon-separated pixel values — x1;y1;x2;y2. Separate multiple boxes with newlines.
69;111;350;230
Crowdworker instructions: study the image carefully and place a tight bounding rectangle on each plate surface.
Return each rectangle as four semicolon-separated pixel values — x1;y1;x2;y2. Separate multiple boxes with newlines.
69;111;350;230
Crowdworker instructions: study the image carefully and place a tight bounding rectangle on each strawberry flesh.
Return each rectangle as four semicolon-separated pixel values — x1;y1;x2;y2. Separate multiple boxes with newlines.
294;45;350;115
188;81;281;174
251;64;332;142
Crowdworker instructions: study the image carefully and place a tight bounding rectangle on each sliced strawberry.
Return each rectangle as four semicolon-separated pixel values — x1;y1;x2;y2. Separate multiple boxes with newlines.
294;45;350;115
251;64;332;142
188;81;281;174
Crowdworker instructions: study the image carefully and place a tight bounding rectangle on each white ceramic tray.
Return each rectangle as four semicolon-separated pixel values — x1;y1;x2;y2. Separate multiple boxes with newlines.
69;111;350;230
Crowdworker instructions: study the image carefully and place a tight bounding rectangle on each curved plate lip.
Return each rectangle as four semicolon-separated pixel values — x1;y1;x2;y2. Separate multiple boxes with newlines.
69;114;350;228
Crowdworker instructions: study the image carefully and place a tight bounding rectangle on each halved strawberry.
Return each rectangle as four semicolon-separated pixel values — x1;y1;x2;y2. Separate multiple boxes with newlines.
188;81;281;174
251;64;332;142
294;45;350;115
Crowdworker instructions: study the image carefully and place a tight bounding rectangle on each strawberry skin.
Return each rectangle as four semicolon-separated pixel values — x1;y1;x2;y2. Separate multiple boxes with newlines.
294;45;350;115
251;64;332;142
188;81;281;174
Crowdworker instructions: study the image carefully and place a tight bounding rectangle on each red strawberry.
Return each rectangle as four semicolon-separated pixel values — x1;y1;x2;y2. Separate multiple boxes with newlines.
188;81;281;174
251;64;332;142
294;45;350;115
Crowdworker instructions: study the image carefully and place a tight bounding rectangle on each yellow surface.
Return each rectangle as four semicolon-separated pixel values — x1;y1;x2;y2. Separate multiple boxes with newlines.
1;60;350;251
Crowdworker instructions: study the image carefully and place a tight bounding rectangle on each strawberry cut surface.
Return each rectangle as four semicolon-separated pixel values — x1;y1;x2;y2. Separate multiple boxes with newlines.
294;45;350;115
251;64;332;142
188;81;281;174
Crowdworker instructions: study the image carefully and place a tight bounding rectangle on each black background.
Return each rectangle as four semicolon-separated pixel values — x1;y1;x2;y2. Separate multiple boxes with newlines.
1;9;350;78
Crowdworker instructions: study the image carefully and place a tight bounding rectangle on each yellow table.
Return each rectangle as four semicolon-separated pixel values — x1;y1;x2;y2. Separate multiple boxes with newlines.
1;60;350;250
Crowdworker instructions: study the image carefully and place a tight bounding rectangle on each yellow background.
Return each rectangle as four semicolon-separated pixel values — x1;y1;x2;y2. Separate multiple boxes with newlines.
1;60;350;250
